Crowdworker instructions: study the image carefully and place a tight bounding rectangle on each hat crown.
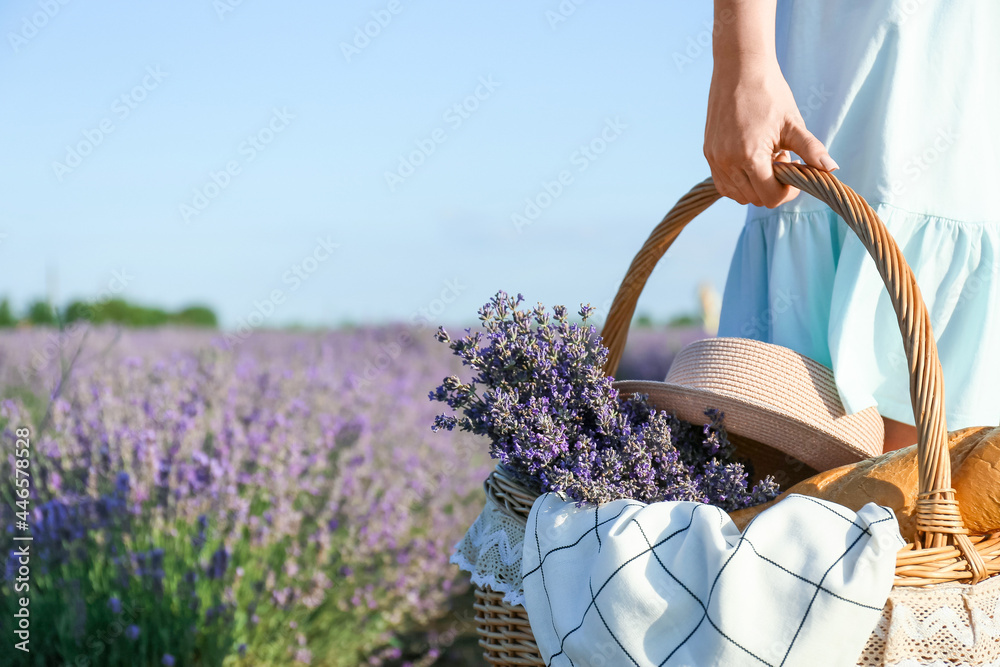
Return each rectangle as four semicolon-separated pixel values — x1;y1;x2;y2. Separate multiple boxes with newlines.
618;337;884;472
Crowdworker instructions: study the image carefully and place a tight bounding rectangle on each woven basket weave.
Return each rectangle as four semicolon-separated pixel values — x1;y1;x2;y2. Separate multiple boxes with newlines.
469;162;1000;666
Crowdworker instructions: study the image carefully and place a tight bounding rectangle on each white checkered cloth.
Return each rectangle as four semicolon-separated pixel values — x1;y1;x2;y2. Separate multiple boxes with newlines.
522;493;905;667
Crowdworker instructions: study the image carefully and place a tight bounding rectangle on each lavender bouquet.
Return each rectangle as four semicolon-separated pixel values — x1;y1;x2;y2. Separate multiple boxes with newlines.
430;292;779;512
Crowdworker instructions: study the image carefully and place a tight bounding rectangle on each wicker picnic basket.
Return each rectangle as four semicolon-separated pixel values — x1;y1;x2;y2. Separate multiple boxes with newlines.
469;162;1000;666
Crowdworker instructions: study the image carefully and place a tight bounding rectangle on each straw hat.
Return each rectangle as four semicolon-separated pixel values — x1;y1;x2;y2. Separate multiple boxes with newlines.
613;337;884;474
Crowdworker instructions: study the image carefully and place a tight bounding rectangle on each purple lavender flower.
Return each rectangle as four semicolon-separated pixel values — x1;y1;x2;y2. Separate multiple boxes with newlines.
150;548;164;571
207;546;228;580
134;552;147;577
126;625;140;641
162;654;175;666
108;597;122;614
4;550;21;583
193;514;208;548
114;471;130;496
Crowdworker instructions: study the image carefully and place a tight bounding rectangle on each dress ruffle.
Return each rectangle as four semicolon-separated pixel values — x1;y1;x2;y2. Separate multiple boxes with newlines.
718;202;1000;430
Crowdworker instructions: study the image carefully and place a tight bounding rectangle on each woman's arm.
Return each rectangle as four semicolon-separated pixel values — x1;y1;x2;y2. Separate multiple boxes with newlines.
705;0;838;208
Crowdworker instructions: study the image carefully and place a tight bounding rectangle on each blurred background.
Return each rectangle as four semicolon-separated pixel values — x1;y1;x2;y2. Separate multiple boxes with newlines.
0;2;752;665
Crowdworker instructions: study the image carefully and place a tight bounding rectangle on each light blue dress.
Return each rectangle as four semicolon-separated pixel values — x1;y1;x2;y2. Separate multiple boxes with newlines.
717;1;1000;430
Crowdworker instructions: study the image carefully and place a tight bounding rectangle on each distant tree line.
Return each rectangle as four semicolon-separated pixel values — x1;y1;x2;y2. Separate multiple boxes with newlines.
633;312;703;328
0;297;217;328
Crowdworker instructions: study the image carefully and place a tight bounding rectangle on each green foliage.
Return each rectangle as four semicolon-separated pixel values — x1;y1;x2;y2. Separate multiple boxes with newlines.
0;385;47;427
26;300;57;325
667;312;701;327
635;312;655;328
88;299;170;327
3;297;219;329
0;299;15;327
63;300;93;325
171;305;218;328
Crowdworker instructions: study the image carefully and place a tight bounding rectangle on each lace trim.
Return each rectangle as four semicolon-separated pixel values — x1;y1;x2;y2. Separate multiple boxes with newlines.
449;551;526;607
450;498;527;606
858;574;1000;666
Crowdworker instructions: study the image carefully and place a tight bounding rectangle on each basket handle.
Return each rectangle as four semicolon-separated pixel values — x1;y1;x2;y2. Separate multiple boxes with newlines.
599;162;986;579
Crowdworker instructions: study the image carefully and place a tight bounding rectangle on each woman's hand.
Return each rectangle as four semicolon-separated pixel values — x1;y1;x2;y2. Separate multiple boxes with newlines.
706;2;838;208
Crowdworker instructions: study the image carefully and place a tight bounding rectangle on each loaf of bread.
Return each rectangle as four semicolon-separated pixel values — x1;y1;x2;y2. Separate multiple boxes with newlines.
729;425;1000;541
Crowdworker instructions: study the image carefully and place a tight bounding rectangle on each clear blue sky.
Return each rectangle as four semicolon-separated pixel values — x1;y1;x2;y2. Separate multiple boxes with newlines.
0;0;751;329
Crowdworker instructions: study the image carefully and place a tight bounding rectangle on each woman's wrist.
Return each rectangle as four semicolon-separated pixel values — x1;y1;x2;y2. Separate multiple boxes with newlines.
712;0;778;68
711;54;779;89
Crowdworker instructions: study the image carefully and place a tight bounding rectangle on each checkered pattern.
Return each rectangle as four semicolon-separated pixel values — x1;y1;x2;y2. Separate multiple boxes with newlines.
522;494;904;667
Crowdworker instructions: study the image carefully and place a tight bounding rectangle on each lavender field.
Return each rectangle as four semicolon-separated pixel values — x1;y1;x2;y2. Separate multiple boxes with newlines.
0;322;704;666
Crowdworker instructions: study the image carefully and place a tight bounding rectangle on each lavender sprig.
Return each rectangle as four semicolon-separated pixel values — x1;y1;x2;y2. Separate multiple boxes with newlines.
430;291;779;510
